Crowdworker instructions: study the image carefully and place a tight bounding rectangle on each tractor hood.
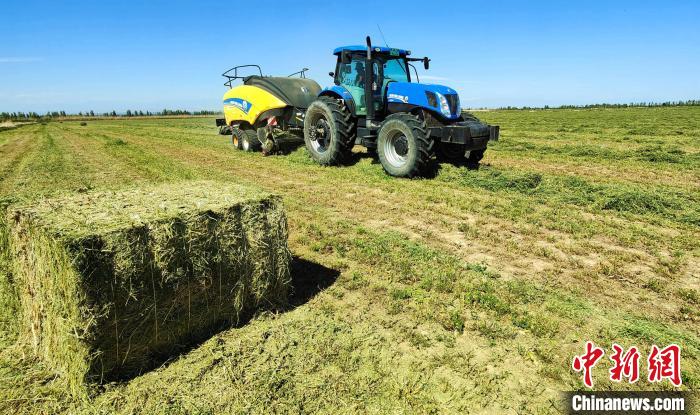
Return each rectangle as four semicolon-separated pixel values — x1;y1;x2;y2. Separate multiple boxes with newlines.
386;82;461;120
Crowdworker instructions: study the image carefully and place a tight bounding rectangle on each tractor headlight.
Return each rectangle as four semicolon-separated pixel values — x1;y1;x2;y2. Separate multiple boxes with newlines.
435;92;451;117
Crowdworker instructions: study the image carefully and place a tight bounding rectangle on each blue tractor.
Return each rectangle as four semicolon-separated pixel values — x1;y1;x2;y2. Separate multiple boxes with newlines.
303;36;499;177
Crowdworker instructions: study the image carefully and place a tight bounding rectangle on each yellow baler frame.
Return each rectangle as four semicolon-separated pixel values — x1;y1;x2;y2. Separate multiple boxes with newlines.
222;85;287;127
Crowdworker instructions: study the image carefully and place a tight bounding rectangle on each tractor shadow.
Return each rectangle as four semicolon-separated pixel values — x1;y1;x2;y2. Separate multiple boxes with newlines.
426;160;481;178
345;149;378;166
272;137;306;155
344;150;480;175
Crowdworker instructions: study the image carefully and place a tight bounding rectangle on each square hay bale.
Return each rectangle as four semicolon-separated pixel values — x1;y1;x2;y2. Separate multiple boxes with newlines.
7;181;291;393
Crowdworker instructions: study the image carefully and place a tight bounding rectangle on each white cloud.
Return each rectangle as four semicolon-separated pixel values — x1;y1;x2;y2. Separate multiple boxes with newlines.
0;57;43;63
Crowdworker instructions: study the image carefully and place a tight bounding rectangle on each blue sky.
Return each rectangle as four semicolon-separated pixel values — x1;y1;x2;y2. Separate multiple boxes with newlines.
1;0;698;112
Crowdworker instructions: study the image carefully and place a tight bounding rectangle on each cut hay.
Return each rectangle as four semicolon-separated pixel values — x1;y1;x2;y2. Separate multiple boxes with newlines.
0;198;19;340
7;181;291;394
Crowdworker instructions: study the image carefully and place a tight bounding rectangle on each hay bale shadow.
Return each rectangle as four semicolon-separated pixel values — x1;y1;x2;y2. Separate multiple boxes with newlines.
288;256;340;307
106;255;338;385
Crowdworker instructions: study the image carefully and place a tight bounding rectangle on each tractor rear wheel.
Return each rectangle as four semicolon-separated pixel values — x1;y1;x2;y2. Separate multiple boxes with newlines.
377;113;433;178
303;96;354;165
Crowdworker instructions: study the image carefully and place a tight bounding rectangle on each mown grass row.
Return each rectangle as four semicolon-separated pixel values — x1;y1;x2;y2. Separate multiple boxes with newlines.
437;164;700;226
496;139;698;166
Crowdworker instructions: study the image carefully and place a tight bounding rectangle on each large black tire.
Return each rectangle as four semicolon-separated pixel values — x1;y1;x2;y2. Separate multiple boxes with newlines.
231;126;244;150
240;128;261;152
303;96;355;165
377;113;433;178
231;127;261;152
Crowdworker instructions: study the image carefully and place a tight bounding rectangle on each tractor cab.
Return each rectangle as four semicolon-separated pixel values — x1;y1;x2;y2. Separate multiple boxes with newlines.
331;46;415;117
326;42;466;128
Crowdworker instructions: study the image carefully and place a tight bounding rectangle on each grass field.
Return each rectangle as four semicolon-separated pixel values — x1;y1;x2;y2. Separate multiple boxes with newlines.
0;106;698;413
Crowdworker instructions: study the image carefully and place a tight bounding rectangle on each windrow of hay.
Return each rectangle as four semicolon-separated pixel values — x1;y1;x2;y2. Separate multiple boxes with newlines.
7;181;291;395
0;197;19;342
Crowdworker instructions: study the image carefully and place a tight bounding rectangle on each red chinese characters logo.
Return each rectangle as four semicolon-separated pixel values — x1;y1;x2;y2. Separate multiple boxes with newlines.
648;344;682;387
572;341;605;388
572;342;682;388
609;344;640;383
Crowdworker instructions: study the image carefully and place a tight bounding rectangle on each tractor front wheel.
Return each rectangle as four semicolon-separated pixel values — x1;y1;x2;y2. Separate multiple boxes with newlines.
377;113;433;178
303;97;354;165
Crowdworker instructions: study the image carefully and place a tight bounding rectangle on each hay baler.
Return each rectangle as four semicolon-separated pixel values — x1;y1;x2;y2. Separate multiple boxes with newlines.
217;65;321;153
218;38;498;177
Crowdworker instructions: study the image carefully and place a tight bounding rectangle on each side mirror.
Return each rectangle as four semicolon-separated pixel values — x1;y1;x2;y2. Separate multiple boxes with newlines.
328;71;334;77
423;57;430;70
341;51;351;64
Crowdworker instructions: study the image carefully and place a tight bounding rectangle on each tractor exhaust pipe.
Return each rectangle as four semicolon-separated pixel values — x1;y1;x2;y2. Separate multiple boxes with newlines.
365;36;375;123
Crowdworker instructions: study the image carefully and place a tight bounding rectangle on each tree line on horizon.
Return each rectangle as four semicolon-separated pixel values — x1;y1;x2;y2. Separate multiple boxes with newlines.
496;99;700;110
0;109;221;121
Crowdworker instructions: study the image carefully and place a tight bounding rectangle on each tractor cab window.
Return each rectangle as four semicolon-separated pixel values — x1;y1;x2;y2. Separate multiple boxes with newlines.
337;55;369;115
381;57;410;84
335;53;407;116
337;58;366;88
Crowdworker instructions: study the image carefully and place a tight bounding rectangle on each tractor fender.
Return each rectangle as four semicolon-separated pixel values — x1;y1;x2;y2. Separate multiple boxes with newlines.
319;86;356;116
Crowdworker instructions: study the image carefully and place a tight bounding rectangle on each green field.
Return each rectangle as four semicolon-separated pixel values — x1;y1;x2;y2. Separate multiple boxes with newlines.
1;106;698;413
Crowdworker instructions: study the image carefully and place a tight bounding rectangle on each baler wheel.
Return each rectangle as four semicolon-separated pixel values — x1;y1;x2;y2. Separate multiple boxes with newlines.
231;126;244;150
240;128;261;152
231;127;261;152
